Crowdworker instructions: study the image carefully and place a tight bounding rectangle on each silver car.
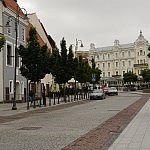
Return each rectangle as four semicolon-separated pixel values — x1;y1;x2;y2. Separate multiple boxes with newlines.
90;89;106;100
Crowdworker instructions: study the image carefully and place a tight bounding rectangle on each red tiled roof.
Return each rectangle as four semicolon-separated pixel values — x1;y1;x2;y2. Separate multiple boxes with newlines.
26;23;45;47
3;0;25;17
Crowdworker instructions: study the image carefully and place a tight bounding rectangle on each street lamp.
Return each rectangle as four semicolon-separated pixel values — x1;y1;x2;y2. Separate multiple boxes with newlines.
5;5;27;110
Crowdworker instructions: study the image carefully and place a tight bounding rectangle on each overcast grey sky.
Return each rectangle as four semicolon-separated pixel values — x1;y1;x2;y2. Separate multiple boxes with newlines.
18;0;150;50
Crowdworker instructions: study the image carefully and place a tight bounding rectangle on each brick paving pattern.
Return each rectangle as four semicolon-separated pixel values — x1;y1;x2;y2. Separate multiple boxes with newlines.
62;94;150;150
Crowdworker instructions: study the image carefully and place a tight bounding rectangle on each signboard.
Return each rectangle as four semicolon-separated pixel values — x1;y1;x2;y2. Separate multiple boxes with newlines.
91;74;96;82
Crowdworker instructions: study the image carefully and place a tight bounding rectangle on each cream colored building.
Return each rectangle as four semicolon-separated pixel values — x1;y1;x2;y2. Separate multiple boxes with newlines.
89;31;150;86
27;13;53;93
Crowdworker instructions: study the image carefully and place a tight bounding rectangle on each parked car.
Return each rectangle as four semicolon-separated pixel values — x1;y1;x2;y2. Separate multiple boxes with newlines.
90;89;106;100
107;87;118;95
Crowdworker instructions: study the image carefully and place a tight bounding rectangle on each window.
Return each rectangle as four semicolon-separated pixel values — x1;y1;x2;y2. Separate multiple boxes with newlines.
108;72;110;77
122;52;124;57
103;54;105;60
16;51;20;68
98;64;100;68
128;51;131;57
9;80;13;94
128;60;131;66
21;28;25;41
108;54;110;59
7;44;13;66
123;71;125;75
140;50;142;55
108;63;110;68
97;55;99;60
140;60;143;64
103;63;105;68
122;61;125;66
115;53;118;58
138;52;139;56
103;72;105;77
116;62;118;67
116;71;118;75
6;20;12;35
137;60;139;64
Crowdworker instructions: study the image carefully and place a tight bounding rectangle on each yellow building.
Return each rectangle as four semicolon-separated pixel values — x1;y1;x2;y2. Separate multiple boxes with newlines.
89;31;150;86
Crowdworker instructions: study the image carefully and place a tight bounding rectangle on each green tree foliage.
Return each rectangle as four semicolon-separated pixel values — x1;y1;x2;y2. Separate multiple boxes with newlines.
90;58;101;83
18;27;49;82
67;45;75;79
140;69;150;82
51;38;74;85
0;35;5;51
123;71;138;84
75;56;86;83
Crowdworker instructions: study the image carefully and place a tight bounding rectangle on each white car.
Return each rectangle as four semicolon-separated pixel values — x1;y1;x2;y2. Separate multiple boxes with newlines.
90;89;106;100
107;87;118;95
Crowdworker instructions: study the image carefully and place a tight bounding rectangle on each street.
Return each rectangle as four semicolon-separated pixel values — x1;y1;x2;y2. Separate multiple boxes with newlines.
0;92;142;150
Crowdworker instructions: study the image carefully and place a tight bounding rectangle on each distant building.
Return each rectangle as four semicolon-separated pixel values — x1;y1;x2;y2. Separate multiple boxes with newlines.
89;31;150;87
75;50;89;62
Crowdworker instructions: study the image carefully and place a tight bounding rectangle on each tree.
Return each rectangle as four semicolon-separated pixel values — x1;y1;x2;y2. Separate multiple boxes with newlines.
0;35;5;51
51;38;73;85
67;45;75;79
140;69;150;82
123;71;138;84
18;27;49;82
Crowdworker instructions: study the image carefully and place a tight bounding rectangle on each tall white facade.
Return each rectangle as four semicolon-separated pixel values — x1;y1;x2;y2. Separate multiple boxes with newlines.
89;31;150;84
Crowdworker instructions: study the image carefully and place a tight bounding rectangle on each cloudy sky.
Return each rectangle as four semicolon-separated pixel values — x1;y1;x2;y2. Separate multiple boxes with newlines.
18;0;150;50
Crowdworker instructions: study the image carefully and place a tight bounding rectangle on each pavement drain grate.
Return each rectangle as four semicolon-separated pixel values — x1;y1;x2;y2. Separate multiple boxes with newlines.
17;127;42;130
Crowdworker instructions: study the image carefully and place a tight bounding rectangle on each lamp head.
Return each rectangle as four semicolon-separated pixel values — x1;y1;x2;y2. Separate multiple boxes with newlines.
80;43;84;48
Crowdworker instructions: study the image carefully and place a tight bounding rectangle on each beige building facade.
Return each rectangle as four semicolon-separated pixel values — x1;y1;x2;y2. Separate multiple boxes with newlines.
89;31;150;86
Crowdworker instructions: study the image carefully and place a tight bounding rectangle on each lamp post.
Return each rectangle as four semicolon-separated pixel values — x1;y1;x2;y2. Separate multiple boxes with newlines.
5;5;27;110
74;38;84;57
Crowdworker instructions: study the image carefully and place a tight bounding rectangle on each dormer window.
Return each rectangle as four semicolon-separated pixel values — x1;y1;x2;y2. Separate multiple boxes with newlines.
115;53;118;58
122;52;124;57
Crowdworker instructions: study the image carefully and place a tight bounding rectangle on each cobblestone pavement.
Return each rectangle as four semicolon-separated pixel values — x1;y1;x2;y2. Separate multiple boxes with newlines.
0;92;148;150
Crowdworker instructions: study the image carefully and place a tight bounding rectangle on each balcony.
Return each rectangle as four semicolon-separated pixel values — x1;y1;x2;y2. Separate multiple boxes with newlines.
133;63;148;68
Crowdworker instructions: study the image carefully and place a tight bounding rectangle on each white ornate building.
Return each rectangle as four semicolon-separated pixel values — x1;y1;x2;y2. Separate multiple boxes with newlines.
89;31;150;87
